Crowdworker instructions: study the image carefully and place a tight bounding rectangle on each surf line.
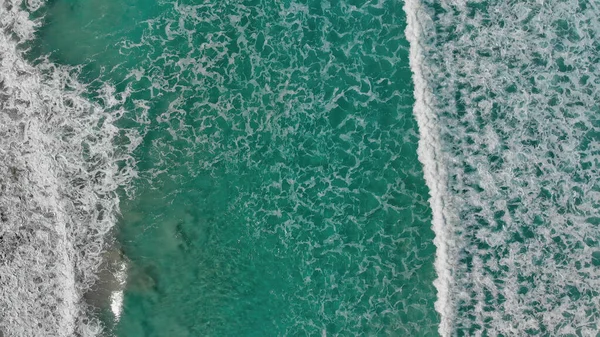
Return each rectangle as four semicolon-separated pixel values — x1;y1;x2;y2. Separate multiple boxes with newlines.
403;0;456;335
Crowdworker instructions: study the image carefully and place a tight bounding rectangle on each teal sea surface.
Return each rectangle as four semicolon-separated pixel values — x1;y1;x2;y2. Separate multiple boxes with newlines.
28;0;439;335
1;0;598;336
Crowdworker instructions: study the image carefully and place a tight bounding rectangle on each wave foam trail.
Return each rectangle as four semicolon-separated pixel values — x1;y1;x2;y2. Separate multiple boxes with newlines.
406;0;600;335
0;1;136;336
403;0;457;336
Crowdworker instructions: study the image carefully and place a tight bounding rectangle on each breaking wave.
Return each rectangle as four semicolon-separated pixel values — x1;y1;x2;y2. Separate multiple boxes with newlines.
406;0;600;335
0;1;136;336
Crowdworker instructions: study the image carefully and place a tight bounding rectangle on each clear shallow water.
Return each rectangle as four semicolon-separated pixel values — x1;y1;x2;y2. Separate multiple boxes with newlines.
28;0;440;335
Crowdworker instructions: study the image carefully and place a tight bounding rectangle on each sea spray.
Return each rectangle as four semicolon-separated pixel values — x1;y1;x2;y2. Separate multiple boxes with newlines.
0;1;137;335
406;0;600;335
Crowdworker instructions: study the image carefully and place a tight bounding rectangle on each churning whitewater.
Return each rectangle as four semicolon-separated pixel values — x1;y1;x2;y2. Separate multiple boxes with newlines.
405;0;600;335
404;0;456;335
0;1;136;336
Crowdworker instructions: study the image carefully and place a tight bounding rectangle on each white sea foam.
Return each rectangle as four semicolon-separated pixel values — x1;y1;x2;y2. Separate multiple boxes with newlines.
0;1;137;335
109;261;127;321
407;0;600;335
403;0;457;335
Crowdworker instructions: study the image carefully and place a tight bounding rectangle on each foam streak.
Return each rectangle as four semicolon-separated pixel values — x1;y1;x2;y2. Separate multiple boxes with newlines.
403;1;456;335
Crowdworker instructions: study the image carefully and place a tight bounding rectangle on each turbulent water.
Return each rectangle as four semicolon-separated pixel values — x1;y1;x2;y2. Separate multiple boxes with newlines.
0;1;137;336
0;0;599;336
408;0;600;335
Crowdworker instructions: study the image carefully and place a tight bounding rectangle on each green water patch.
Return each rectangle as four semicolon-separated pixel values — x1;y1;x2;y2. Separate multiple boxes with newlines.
29;0;440;335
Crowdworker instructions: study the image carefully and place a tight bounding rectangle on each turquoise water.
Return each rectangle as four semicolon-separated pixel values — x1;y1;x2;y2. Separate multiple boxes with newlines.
28;0;439;335
2;0;599;336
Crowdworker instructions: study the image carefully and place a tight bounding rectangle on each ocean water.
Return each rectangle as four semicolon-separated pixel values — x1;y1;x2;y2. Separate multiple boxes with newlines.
5;0;440;336
1;0;599;336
